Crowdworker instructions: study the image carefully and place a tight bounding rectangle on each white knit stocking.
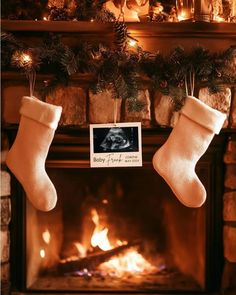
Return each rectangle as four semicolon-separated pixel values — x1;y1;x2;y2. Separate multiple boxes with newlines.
6;96;62;211
153;96;226;208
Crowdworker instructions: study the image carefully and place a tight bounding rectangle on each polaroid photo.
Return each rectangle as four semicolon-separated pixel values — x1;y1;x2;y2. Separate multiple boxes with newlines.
90;122;142;168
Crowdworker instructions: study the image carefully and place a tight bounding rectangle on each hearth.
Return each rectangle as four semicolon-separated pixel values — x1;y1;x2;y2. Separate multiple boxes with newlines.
9;130;225;294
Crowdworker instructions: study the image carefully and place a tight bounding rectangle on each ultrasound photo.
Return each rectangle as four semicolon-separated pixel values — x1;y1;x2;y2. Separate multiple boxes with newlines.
93;126;139;153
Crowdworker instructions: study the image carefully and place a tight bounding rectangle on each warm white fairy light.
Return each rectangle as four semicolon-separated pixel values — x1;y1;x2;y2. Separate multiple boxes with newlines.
178;11;187;21
12;51;33;69
22;54;32;64
128;39;137;47
215;15;225;22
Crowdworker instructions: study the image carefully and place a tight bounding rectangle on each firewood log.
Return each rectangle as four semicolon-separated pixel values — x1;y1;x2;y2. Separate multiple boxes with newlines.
58;241;140;273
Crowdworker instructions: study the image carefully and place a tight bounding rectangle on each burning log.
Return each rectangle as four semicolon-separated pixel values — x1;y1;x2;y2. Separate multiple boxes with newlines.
58;241;140;273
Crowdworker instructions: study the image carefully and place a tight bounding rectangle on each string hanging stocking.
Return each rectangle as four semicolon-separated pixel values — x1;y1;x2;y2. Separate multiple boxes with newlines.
26;69;36;98
113;98;119;126
185;68;195;97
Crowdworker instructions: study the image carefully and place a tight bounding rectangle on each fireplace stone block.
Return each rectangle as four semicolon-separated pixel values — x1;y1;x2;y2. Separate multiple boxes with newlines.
224;192;236;221
198;87;231;128
0;230;10;263
224;226;236;262
2;85;28;124
224;139;236;164
124;89;151;126
0;172;11;198
89;90;122;123
153;92;174;127
224;165;236;190
0;199;11;225
230;88;236;128
1;263;10;288
46;86;87;126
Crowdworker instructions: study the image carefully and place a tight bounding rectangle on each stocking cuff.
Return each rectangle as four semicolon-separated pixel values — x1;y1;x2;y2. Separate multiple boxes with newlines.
20;96;62;129
181;96;226;134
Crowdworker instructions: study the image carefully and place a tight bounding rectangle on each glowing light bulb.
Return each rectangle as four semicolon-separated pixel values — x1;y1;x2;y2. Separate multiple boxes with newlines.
215;16;225;22
178;12;186;21
22;54;32;63
43;16;48;21
128;39;137;47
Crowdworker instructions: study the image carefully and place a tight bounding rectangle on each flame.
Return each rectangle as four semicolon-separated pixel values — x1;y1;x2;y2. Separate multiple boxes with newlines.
40;249;46;258
89;208;156;276
91;209;112;251
99;249;156;276
42;229;51;244
74;242;87;258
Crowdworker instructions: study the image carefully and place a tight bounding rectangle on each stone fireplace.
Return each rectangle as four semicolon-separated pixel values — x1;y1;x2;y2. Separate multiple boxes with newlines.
1;21;236;295
1;128;228;294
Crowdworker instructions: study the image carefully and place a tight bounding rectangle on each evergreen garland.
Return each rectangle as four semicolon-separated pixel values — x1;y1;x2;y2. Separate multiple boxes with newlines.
74;0;111;21
49;6;70;21
1;31;236;111
1;0;48;20
1;0;115;22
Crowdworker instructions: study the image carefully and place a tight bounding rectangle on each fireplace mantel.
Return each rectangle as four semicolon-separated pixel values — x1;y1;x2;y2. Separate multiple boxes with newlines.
2;20;236;52
2;20;236;35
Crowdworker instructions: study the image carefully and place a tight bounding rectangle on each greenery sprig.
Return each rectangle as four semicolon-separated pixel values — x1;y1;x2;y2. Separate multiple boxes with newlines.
1;31;236;111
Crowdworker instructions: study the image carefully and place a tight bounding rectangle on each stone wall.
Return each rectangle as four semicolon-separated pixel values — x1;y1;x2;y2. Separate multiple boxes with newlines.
2;83;236;129
222;137;236;295
1;133;11;295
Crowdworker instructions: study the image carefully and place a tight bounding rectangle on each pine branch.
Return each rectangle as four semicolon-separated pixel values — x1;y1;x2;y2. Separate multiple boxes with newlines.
60;46;78;75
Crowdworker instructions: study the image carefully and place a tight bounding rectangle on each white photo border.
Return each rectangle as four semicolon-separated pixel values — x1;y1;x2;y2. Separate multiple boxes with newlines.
90;122;142;168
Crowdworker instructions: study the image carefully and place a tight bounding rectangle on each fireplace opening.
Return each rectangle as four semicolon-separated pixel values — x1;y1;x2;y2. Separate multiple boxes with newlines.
23;166;210;292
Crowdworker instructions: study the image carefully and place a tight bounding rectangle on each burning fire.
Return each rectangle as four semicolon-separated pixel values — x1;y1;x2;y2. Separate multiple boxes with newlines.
82;209;156;275
99;250;156;276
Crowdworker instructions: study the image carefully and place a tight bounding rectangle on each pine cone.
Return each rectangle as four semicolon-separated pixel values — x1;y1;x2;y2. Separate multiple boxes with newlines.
95;9;116;22
49;7;69;21
113;21;128;51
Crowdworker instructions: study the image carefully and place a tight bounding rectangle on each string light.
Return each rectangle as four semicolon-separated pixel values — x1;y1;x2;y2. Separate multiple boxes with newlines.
11;51;33;69
128;39;137;47
178;12;187;21
214;16;225;22
22;54;31;63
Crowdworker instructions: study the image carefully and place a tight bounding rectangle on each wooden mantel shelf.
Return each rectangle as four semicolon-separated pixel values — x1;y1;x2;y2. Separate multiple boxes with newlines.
1;20;236;37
